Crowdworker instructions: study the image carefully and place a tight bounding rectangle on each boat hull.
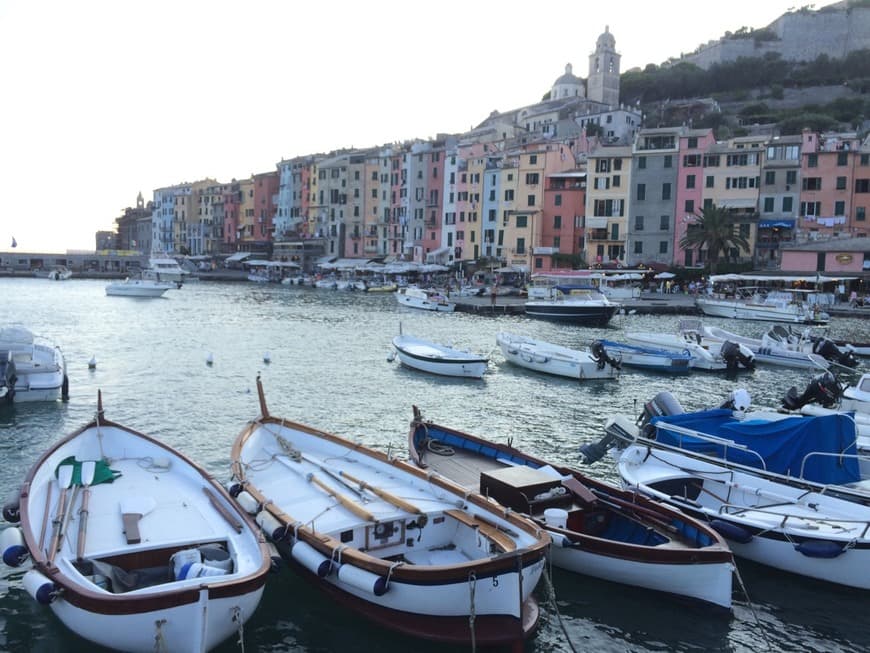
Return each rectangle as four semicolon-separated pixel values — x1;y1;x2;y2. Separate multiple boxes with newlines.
497;332;618;380
524;301;619;326
696;297;828;325
393;336;487;379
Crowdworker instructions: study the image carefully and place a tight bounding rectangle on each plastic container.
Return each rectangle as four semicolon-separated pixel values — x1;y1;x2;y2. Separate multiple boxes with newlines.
176;562;227;580
171;549;202;580
543;508;569;529
199;544;233;572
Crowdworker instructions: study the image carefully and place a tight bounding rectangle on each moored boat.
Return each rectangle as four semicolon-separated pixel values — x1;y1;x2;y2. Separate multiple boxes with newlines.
496;332;619;380
2;392;271;652
105;276;174;298
228;378;549;647
392;333;488;378
594;339;692;374
394;286;455;312
0;326;68;403
407;407;735;609
524;286;620;326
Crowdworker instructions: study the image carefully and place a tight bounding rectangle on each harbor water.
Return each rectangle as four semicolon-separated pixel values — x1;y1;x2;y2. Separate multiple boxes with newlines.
2;276;869;653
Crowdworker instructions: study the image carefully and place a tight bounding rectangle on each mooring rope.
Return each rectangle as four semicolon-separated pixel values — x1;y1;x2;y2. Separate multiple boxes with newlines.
231;605;246;653
467;570;477;653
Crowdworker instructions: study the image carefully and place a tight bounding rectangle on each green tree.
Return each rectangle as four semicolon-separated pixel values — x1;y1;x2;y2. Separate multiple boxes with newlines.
679;205;751;274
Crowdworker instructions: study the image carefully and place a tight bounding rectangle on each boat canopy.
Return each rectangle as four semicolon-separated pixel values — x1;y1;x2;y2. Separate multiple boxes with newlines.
709;273;857;284
651;409;860;486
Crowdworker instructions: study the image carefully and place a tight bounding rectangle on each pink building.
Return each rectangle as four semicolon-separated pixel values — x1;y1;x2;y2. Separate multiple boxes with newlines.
537;170;586;272
673;129;716;266
799;131;863;239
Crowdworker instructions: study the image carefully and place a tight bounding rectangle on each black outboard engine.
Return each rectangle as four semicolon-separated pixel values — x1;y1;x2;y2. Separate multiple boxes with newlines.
639;390;685;433
720;340;756;371
782;371;843;411
590;340;621;371
813;338;859;368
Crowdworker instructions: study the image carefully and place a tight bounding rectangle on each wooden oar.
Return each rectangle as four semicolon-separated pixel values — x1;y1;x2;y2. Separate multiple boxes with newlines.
47;463;74;564
307;473;376;522
76;461;96;561
333;468;424;517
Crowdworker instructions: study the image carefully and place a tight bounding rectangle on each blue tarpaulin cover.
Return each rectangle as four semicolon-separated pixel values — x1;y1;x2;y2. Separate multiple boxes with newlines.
651;409;860;486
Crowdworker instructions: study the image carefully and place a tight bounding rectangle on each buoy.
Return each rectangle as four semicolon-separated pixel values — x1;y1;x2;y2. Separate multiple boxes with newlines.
206;353;214;366
263;352;271;364
1;527;27;567
387;351;397;363
255;511;287;542
291;540;333;578
336;562;389;596
88;356;97;370
22;569;56;605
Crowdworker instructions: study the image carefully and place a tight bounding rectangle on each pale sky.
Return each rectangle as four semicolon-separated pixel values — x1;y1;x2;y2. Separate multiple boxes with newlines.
0;0;809;253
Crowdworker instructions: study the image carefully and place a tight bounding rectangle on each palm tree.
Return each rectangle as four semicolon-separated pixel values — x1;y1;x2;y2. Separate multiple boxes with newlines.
679;204;751;274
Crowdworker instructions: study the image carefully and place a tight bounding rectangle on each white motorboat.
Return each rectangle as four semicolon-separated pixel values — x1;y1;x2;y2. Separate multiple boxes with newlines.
1;392;271;652
408;407;735;609
761;325;859;369
148;257;189;284
496;332;619;380
696;288;829;324
0;326;68;403
603;395;870;590
695;322;831;370
105;277;174;298
228;378;549;648
47;266;72;281
524;287;620;326
623;327;755;372
593;339;692;375
394;286;455;312
392;334;488;378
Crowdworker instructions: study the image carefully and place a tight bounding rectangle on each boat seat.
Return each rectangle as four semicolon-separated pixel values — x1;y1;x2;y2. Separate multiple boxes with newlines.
404;548;470;566
561;477;598;507
444;509;516;553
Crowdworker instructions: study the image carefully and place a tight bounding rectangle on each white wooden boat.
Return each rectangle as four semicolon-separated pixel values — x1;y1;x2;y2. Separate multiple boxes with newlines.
593;339;692;375
228;378;549;647
496;332;619;380
604;398;870;590
394;286;455;312
408;408;735;609
392;334;488;378
0;326;68;403
105;277;174;298
696;288;829;325
1;392;271;652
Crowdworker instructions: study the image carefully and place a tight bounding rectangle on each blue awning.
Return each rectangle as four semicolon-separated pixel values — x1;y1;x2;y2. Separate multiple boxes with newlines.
759;219;795;229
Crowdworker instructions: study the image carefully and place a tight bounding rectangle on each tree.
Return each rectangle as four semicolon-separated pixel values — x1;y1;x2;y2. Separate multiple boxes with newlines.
679;205;751;274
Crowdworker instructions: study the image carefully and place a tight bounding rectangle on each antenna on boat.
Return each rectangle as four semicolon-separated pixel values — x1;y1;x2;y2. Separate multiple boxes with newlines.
256;374;269;418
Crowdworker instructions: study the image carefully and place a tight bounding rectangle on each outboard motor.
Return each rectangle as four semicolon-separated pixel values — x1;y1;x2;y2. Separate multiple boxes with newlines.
590;340;621;371
718;388;752;414
638;390;685;438
720;340;756;371
782;371;843;411
813;338;859;368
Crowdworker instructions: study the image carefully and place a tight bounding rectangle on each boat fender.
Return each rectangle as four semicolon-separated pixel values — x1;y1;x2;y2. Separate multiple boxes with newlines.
2;493;21;523
226;482;244;498
290;540;334;578
0;527;28;566
256;511;290;542
266;542;283;573
795;540;846;559
234;491;260;515
709;519;753;544
22;569;57;605
336;562;389;596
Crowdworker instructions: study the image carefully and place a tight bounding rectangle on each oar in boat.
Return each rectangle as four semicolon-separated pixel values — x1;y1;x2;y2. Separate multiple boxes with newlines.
331;468;425;519
76;461;96;561
47;463;74;564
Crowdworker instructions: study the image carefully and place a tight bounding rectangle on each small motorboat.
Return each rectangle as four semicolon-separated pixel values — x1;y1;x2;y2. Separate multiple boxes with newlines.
1;392;271;652
697;323;831;370
496;332;619;380
523;286;620;326
593;339;692;374
105;276;175;298
394;286;455;312
228;377;549;648
624;322;755;372
0;326;68;403
601;390;870;590
407;407;736;609
392;333;488;378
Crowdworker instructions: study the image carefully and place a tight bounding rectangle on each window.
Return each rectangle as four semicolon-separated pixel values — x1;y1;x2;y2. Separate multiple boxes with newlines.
529;155;537;164
685;199;695;214
516;237;526;254
613;175;621;188
527;195;536;206
837;176;847;190
525;173;539;185
659;215;669;231
856;179;870;193
686;174;696;189
553;215;562;229
637;156;646;170
553;236;561;249
858;207;866;222
835;201;845;216
659;241;668;254
637;183;646;201
504;189;514;201
635;215;644;231
554;194;562;206
634;241;643;254
802;178;822;191
800;201;821;216
837;152;848;166
610;223;619;240
516;215;528;228
614;159;622;170
662;183;671;201
786;170;797;185
808;154;818;168
663;155;673;169
705;176;714;188
765;171;776;185
595;159;611;173
687;137;698;149
782;196;793;212
763;197;775;212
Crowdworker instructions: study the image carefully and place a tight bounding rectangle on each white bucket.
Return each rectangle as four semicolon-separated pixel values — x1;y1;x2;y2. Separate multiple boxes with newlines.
171;549;202;579
543;508;569;529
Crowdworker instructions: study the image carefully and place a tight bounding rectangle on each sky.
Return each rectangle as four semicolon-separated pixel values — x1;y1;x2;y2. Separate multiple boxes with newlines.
0;0;812;253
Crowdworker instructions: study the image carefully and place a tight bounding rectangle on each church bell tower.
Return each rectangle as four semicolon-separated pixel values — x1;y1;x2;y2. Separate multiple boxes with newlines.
587;26;621;107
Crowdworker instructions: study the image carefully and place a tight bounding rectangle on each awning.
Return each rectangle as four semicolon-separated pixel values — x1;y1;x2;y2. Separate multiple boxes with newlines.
586;217;608;229
759;219;796;229
225;252;251;263
426;246;450;262
719;198;757;209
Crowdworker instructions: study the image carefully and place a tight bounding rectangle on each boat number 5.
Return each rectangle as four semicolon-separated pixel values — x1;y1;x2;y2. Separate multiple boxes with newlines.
492;576;499;587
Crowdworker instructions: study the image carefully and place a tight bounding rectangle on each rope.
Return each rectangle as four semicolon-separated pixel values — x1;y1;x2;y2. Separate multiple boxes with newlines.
732;563;773;651
426;438;455;456
385;560;403;590
467;571;477;653
153;618;167;653
231;605;246;653
541;559;579;653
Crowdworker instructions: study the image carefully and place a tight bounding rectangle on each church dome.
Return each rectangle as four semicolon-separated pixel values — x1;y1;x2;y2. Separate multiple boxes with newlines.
551;63;584;99
554;63;581;86
597;25;616;50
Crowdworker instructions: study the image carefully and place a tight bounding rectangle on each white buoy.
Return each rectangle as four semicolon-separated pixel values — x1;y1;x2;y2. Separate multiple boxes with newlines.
387;351;397;363
263;352;271;364
206;353;214;366
22;569;56;605
1;527;27;567
88;356;97;369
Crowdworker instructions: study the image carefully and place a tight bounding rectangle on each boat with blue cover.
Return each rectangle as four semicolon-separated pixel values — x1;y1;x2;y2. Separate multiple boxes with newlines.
594;339;692;374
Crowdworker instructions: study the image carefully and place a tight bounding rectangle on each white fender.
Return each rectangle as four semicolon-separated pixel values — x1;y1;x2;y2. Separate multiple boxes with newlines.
255;511;286;541
336;563;389;596
0;527;27;567
22;569;56;605
290;540;333;578
235;491;259;515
